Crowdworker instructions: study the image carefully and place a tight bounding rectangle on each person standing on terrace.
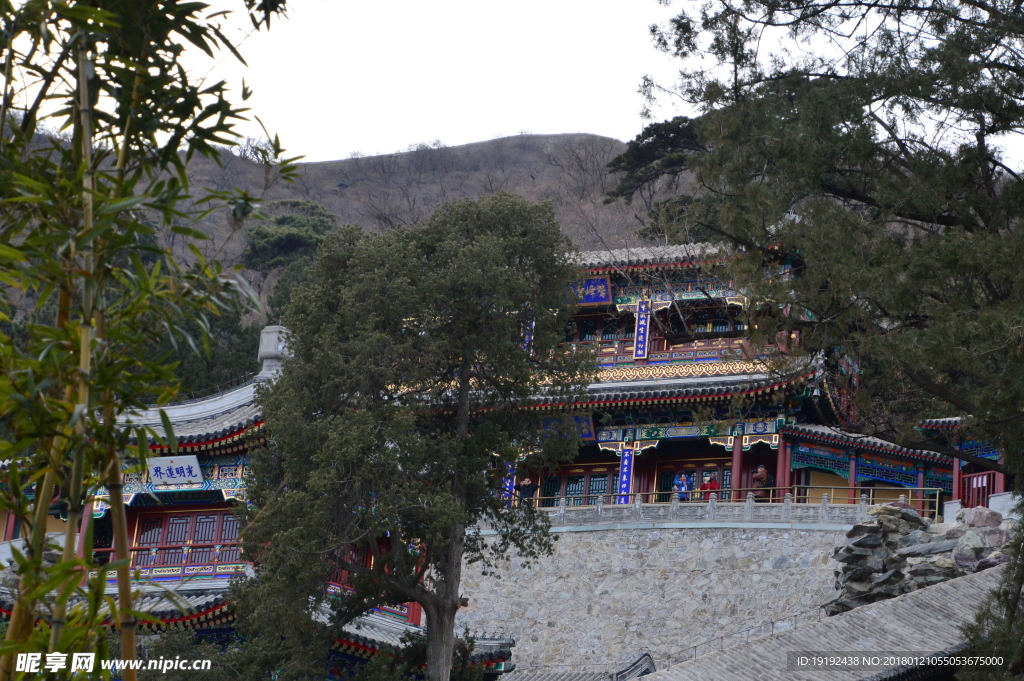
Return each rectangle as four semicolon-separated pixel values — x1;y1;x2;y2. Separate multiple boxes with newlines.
672;471;691;501
515;477;540;507
752;464;774;502
700;473;721;495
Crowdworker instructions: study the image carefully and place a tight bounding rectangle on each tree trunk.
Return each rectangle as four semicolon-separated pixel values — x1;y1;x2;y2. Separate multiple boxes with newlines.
424;522;466;681
424;593;459;681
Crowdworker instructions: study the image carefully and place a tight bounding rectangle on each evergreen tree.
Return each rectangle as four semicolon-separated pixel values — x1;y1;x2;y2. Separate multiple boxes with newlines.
610;0;1024;468
610;0;1024;673
238;193;595;681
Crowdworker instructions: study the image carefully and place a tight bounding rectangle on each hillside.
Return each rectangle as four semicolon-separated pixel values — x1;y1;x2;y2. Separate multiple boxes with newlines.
184;133;650;268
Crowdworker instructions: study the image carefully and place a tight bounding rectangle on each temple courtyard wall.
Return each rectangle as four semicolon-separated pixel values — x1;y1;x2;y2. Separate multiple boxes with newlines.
457;523;847;673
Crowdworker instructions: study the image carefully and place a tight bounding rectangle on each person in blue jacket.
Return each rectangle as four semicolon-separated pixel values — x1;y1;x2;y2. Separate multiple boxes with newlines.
672;471;691;501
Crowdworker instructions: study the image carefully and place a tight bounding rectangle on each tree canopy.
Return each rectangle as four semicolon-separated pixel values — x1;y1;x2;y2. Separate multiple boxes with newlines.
239;193;595;681
608;0;1024;473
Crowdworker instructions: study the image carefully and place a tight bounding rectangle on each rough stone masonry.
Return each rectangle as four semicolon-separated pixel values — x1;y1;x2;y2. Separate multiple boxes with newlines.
825;503;1015;615
458;526;847;673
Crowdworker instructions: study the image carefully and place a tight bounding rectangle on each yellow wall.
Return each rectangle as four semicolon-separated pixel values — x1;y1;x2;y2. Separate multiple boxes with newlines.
805;470;854;504
866;485;906;504
0;512;67;541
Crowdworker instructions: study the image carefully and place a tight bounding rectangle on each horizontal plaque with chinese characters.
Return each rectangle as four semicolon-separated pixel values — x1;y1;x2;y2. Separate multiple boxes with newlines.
147;455;203;485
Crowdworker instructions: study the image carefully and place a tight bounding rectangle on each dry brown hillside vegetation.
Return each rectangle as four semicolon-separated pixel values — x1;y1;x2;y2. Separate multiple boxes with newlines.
173;133;665;316
186;132;648;259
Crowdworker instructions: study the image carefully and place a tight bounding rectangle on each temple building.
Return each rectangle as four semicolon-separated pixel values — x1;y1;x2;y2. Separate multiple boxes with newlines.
516;246;1008;516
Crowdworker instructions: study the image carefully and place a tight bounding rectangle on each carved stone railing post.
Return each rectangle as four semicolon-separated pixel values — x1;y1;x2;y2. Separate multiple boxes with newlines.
670;493;680;520
555;496;566;525
820;493;830;521
783;493;792;521
596;495;604;521
898;494;907;505
745;492;755;521
708;492;717;520
634;497;643;522
859;493;869;521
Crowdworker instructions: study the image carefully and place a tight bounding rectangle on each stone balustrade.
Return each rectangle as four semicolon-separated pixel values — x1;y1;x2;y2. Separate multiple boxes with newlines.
535;493;873;529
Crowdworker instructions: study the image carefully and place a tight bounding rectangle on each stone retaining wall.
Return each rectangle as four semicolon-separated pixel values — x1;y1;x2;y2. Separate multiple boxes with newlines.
458;524;847;673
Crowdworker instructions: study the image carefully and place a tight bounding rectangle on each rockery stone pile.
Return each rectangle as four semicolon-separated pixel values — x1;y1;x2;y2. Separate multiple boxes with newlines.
824;503;1015;615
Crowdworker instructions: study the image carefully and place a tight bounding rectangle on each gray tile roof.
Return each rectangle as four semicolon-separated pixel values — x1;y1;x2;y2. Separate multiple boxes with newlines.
643;566;1004;681
149;402;262;444
123;384;263;445
919;417;963;430
122;590;226;619
782;424;951;464
126;399;260;446
505;673;609;681
340;614;513;662
341;612;419;648
571;245;720;270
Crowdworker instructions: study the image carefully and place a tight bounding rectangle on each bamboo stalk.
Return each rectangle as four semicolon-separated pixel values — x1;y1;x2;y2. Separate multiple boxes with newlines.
0;469;56;681
41;35;100;657
106;460;137;681
75;31;143;676
0;16;18;145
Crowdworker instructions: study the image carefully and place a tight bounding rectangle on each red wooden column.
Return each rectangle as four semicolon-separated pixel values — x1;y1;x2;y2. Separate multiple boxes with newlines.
774;438;788;503
731;434;744;500
848;455;858;503
2;511;18;541
782;441;793;489
916;467;926;511
952;459;962;501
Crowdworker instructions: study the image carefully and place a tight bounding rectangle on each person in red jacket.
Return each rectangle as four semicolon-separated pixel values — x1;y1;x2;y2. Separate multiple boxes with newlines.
700;473;721;495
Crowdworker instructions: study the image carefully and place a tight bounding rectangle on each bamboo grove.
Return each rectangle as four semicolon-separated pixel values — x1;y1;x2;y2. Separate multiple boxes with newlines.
0;1;291;679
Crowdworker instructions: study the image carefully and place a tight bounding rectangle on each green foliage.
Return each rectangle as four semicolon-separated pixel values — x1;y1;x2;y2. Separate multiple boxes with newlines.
135;630;243;681
238;193;595;681
266;256;313;324
960;503;1024;679
146;306;261;395
0;0;291;674
242;199;338;271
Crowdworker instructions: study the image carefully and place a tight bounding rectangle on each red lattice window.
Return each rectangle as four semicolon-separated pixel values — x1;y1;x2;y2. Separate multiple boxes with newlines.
130;510;242;568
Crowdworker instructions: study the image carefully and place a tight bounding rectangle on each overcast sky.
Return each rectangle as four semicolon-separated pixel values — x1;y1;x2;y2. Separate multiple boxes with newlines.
194;1;685;163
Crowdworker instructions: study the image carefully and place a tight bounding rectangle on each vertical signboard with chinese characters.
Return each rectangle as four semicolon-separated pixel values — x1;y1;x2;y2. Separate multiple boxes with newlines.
502;462;516;508
147;455;203;486
633;299;651;360
616;448;634;504
599;440;659;504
